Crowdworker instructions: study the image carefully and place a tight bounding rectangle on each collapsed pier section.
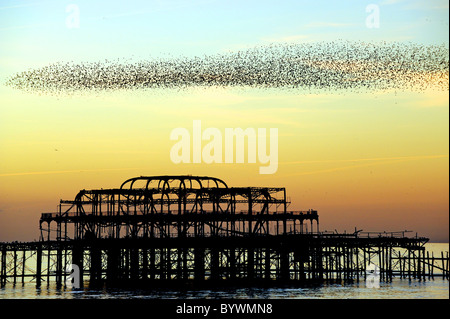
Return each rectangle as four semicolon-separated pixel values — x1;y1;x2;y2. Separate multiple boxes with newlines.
39;175;319;241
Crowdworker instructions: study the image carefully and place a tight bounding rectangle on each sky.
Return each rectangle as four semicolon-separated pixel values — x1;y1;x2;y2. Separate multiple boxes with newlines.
0;0;448;242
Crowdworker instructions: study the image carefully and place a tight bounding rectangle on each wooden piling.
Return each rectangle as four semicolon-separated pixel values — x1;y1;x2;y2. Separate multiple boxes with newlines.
431;252;434;279
13;249;17;285
0;247;6;286
142;248;148;280
280;248;289;281
417;250;421;280
36;247;42;288
379;247;383;281
130;248;138;281
445;252;449;279
90;246;102;286
194;247;204;281
21;250;26;284
46;247;50;285
149;248;155;280
56;248;63;288
106;246;120;283
264;247;270;280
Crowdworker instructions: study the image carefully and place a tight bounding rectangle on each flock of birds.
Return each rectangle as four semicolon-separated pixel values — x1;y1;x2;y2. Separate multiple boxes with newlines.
6;41;449;94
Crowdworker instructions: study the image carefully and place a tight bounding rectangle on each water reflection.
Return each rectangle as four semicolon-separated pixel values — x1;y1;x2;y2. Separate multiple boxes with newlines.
1;278;448;299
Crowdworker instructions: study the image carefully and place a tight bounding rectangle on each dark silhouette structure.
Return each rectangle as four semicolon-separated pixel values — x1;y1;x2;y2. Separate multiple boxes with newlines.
0;175;448;288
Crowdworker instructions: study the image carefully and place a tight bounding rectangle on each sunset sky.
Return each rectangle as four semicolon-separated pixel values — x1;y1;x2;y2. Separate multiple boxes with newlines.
0;0;448;242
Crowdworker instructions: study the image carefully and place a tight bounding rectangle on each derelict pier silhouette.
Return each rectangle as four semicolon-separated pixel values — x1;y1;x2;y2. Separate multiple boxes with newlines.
0;175;448;288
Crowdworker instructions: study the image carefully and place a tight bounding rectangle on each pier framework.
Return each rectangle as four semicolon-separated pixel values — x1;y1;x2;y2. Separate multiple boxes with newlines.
0;175;448;288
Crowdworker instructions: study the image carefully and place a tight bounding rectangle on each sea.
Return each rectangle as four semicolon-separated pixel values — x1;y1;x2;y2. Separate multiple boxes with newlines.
0;243;448;300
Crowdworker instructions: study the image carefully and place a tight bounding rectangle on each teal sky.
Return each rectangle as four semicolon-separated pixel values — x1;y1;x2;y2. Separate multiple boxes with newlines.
0;0;448;78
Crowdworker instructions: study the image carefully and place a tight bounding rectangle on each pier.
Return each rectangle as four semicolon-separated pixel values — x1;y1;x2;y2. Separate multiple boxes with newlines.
0;175;448;288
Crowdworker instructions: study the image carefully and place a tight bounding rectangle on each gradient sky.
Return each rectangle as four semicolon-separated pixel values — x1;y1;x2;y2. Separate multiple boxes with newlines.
0;0;448;242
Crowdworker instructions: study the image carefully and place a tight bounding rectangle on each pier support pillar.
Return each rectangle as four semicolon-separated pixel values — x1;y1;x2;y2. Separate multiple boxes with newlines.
56;247;63;288
211;248;219;281
247;248;254;280
36;247;42;288
90;246;102;287
265;248;271;280
149;248;155;280
107;247;120;283
142;248;148;280
1;247;6;287
280;248;290;281
130;248;139;281
194;247;205;281
229;248;236;280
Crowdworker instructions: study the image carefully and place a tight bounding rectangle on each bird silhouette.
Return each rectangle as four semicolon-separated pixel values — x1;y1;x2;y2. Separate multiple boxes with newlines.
5;41;449;95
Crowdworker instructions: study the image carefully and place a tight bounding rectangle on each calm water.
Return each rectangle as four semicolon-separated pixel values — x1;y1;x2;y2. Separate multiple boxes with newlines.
1;243;448;299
